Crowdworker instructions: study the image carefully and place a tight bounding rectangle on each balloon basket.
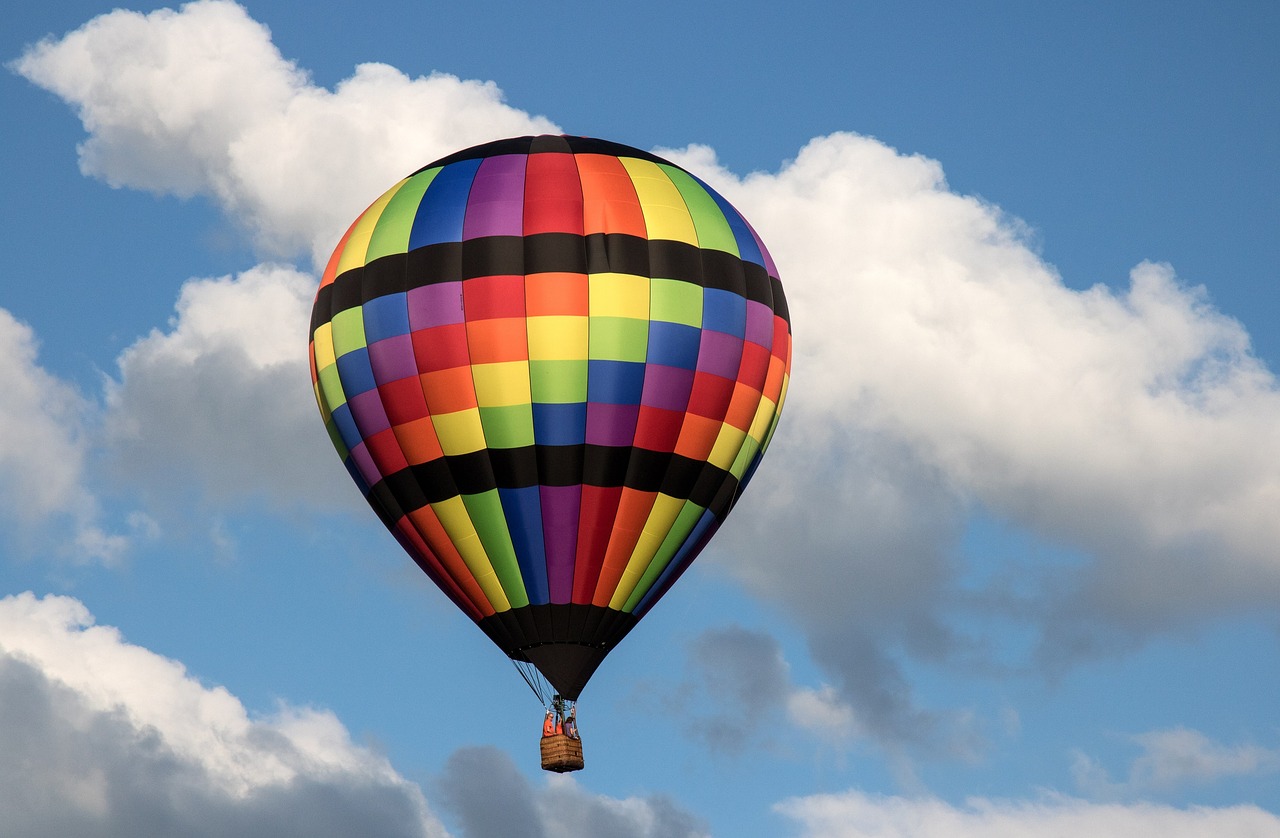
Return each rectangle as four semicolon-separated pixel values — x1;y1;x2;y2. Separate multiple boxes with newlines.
540;734;584;773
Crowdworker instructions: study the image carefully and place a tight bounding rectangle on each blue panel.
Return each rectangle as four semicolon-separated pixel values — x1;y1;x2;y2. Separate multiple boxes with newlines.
646;320;702;370
331;403;364;454
409;159;482;248
499;486;550;604
532;402;587;445
362;292;410;343
702;288;747;337
335;347;377;397
587;359;646;405
704;183;765;268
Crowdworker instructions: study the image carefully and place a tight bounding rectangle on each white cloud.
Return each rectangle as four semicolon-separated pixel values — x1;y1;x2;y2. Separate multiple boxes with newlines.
102;263;350;512
775;790;1280;838
13;0;556;266
0;310;124;564
0;591;448;837
1073;727;1280;797
677;134;1280;658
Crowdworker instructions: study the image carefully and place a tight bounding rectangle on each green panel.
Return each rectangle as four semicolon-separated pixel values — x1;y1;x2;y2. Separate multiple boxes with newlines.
621;502;706;612
588;316;649;362
324;417;349;461
529;360;588;402
728;436;761;479
330;306;367;356
660;165;739;256
366;168;439;262
316;364;347;410
650;278;703;327
479;404;536;448
461;490;529;608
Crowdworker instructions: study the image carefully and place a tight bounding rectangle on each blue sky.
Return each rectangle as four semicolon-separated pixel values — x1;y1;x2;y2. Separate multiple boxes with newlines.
2;2;1278;835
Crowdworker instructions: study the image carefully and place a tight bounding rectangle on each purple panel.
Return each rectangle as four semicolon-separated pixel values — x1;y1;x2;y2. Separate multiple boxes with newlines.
349;441;382;488
367;334;418;382
745;300;774;348
585;403;640;446
640;364;695;411
407;281;464;329
462;154;527;239
695;330;744;379
347;388;391;436
540;484;582;603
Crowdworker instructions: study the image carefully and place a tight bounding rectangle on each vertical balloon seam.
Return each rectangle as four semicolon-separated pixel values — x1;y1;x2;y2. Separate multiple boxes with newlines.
405;167;510;615
458;155;532;612
587;157;672;609
368;173;496;620
604;163;711;612
394;167;498;616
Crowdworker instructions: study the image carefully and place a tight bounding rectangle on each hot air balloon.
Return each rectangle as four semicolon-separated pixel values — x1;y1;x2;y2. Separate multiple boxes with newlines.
308;135;791;771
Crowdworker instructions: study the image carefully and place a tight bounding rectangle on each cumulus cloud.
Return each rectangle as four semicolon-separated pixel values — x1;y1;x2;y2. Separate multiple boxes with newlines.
0;591;447;837
774;790;1280;838
0;310;124;564
1073;727;1280;798
436;746;707;838
12;0;556;266
102;264;350;512
674;135;1280;676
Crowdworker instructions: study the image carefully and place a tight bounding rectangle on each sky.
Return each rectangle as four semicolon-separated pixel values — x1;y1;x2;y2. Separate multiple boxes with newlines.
1;1;1278;835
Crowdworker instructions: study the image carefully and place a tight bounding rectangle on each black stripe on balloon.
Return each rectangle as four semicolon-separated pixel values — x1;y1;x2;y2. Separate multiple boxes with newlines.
320;233;788;326
370;444;739;514
414;134;668;174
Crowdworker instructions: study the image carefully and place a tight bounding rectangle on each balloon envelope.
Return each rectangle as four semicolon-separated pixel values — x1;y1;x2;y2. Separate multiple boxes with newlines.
309;135;791;699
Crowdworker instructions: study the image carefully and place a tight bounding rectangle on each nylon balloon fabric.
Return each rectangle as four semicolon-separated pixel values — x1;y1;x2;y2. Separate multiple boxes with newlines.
309;135;791;700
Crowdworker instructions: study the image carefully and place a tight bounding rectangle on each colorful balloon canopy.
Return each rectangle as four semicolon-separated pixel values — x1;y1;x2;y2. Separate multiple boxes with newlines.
309;135;791;700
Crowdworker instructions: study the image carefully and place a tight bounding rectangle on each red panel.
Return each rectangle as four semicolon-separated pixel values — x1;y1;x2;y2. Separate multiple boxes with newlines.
463;275;526;319
412;324;471;372
592;488;657;607
524;152;584;235
379;376;430;426
571;484;623;603
576;154;647;237
632;405;686;452
736;341;772;391
364;427;410;474
685;371;736;419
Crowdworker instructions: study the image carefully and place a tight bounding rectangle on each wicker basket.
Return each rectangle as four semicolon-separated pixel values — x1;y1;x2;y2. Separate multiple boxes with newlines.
540;734;585;773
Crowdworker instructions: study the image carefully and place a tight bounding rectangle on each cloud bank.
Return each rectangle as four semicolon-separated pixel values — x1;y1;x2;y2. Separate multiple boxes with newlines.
0;591;447;837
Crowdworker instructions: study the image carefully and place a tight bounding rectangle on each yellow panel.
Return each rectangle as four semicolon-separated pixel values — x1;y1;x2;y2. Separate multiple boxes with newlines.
312;322;336;369
334;178;406;276
431;409;487;455
609;493;687;609
432;496;511;611
472;361;531;407
588;272;649;318
707;424;748;471
620;158;697;245
527;316;588;360
747;395;779;443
